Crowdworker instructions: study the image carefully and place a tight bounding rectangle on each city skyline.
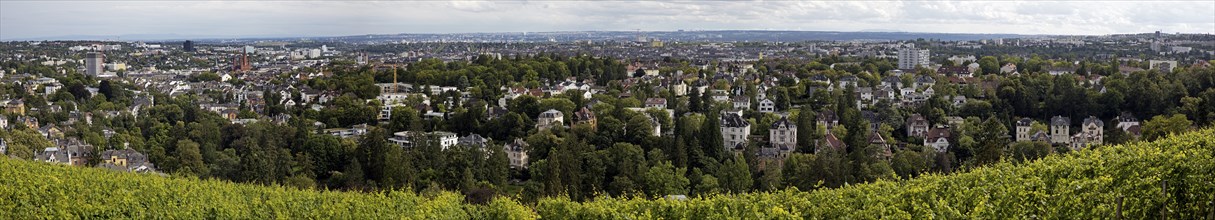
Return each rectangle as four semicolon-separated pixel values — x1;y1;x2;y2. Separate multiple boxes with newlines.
2;1;1213;41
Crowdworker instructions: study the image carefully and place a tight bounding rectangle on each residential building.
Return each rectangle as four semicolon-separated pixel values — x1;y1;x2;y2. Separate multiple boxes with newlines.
721;113;752;151
731;96;750;110
85;52;104;76
758;98;775;113
1051;116;1071;144
817;110;839;129
817;132;846;154
769;116;797;152
898;47;930;70
1015;118;1033;142
573;107;597;128
1080;116;1104;145
924;126;952;152
389;131;458;150
907;114;929;138
644;98;667;109
536;109;564;131
504;138;529;169
99;148;156;173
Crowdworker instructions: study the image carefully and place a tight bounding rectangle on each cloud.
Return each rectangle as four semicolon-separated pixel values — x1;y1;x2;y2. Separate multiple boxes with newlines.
1;1;1212;40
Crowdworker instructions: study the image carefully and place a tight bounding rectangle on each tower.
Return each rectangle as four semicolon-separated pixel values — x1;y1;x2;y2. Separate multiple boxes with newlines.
85;52;104;76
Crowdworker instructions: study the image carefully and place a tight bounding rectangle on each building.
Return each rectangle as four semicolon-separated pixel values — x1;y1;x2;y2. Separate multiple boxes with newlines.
769;116;797;152
99;148;156;173
1080;116;1104;146
183;40;195;52
1149;60;1179;72
85;52;104;76
573;107;597;128
457;134;489;148
1114;112;1141;137
536;109;564;131
233;52;252;71
504;138;529;169
3;99;24;115
907;114;929;138
817;110;839;130
898;47;930;70
644;98;667;109
731;96;751;110
389;131;458;150
721;113;752;151
1015;118;1033;142
758;99;775;113
1050;116;1071;144
817;132;846;153
924;126;952;152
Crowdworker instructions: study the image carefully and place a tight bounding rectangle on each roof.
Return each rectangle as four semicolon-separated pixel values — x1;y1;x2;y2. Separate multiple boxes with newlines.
822;132;846;151
1051;116;1070;126
721;113;751;128
926;127;951;140
1083;116;1104;127
907;114;928;126
1016;118;1033;126
770;116;794;129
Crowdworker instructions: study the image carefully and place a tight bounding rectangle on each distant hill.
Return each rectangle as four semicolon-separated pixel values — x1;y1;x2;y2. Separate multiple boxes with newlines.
4;30;1026;42
1;128;1211;218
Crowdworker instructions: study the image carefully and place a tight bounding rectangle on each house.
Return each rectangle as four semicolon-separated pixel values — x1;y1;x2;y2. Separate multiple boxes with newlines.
1015;118;1033;142
0;115;7;129
1080;116;1104;146
645;115;662;137
936;66;970;77
810;74;831;84
37;124;63;139
731;96;751;110
1114;112;1141;137
573;107;597;128
817;110;839;129
816;132;846;154
458;134;489;148
1050;116;1071;144
504;138;529;169
3;99;24;115
389;131;459;150
323;124;369;139
769;116;797;152
1000;63;1018;74
837;75;859;88
98;148;156;173
880;76;903;89
721;113;752;151
758;99;775;113
645;98;667;109
536;109;565;131
924;126;952;152
36;139;92;166
914;75;936;89
906;114;930;138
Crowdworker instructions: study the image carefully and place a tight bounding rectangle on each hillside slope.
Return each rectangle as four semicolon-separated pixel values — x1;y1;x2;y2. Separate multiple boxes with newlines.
2;129;1213;219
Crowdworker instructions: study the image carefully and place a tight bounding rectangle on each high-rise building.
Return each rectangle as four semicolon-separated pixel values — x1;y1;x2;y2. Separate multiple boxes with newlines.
85;52;104;76
183;40;195;52
233;52;251;71
898;47;930;70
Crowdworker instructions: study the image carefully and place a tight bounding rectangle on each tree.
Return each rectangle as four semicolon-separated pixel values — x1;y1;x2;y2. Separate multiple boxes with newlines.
1142;114;1192;141
717;155;752;193
176;140;208;176
643;161;689;197
98;80;114;100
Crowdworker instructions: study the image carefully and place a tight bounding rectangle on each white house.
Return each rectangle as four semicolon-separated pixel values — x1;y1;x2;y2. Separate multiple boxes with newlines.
758;99;775;113
721;113;752;151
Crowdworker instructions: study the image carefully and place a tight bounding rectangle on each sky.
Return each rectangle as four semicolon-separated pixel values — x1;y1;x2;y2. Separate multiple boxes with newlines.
1;1;1213;40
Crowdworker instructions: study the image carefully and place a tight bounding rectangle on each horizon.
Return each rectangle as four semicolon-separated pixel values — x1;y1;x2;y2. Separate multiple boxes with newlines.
2;1;1213;41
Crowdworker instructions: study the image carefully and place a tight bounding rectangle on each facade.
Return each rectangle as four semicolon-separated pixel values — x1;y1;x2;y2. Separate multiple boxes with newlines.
1015;118;1033;142
721;113;752;151
99;148;156;173
769;116;797;151
1080;116;1104;146
644;98;667;109
924;126;952;152
758;99;775;113
85;52;104;76
906;114;929;138
183;40;195;52
1050;116;1071;144
573;107;597;128
504;138;529;169
536;109;564;131
897;47;930;70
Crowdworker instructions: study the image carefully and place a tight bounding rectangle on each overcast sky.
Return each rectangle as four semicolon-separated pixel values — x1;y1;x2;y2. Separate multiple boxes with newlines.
2;1;1213;40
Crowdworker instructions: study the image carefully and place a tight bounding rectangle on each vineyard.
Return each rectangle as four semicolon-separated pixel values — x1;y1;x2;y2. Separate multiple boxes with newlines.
2;128;1214;218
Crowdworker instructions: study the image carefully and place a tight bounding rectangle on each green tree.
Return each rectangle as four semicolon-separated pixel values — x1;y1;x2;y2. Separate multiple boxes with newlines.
1142;114;1192;141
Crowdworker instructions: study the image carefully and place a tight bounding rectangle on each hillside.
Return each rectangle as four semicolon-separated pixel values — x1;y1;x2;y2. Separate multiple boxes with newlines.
2;129;1213;219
